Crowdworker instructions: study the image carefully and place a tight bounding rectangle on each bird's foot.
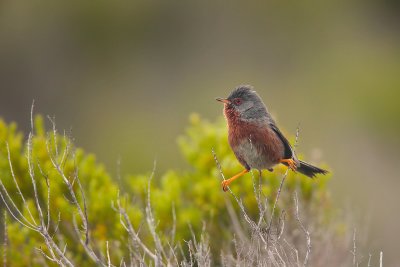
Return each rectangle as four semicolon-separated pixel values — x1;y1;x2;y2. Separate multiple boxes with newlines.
280;158;298;172
221;169;249;192
221;180;230;192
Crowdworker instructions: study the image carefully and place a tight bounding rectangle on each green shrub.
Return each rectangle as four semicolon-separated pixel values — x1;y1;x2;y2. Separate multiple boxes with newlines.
0;114;332;266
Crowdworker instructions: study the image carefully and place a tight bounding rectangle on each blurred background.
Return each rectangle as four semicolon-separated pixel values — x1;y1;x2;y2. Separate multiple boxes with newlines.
0;0;399;264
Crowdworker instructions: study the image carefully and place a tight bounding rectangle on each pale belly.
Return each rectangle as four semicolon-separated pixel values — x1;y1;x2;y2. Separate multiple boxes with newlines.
234;139;277;170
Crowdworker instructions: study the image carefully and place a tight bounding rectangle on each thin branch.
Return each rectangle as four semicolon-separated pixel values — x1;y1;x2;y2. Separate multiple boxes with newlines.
367;253;371;267
30;99;35;133
72;215;105;266
27;132;46;227
37;160;51;231
0;110;96;267
223;198;248;243
170;202;177;251
351;228;357;266
35;247;61;265
294;192;311;267
283;239;299;266
3;211;7;267
277;210;286;241
252;170;267;228
46;137;93;258
211;148;266;244
75;174;89;245
60;132;71;168
145;160;168;262
51;212;61;239
267;168;289;235
106;241;111;267
47;116;59;158
0;180;38;231
269;125;300;230
5;142;37;227
114;193;157;262
211;148;225;181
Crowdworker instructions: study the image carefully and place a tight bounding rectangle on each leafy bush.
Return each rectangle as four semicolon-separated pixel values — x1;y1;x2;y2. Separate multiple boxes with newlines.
0;113;346;266
0;116;125;266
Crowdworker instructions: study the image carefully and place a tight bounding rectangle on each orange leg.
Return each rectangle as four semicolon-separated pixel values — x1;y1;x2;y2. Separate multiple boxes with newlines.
279;158;298;172
221;169;249;192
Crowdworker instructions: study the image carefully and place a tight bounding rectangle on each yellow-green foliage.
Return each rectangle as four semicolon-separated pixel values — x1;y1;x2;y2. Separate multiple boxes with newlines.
0;114;331;266
0;117;125;266
127;113;332;261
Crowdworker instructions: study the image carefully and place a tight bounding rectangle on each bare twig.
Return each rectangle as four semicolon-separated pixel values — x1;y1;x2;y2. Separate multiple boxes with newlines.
37;158;53;233
145;160;168;264
268;125;300;235
45;135;106;265
27;132;46;228
106;241;111;267
35;246;61;264
211;148;267;245
0;105;74;266
252;171;268;229
47;116;59;158
294;192;311;267
3;211;7;267
30;100;35;131
212;149;258;228
267;168;289;235
223;198;248;242
0;107;113;266
351;228;357;266
169;201;177;262
367;253;371;267
5;142;37;227
277;210;286;241
46;118;106;266
211;148;225;181
0;184;37;231
72;215;105;266
114;194;157;262
283;238;300;266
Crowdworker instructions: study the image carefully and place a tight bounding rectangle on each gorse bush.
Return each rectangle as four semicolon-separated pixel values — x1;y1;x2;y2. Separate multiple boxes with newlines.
0;113;338;266
0;116;123;266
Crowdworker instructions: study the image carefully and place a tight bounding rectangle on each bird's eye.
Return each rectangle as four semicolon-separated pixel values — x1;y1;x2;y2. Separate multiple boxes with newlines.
233;98;242;105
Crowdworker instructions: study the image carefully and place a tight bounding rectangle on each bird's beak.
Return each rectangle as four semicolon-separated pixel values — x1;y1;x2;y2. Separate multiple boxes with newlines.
216;97;231;104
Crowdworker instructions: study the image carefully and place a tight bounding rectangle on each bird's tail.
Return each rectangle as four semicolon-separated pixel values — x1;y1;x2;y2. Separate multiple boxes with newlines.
297;160;328;178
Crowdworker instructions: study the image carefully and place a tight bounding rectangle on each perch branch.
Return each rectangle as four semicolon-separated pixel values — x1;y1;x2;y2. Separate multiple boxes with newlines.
294;191;311;267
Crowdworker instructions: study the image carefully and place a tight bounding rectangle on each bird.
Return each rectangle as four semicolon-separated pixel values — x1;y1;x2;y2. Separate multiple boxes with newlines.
216;85;328;191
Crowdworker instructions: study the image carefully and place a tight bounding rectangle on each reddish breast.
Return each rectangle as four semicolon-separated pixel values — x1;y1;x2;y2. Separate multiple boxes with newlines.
224;106;284;164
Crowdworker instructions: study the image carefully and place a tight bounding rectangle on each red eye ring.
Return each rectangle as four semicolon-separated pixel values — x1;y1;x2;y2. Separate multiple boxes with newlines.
233;98;242;105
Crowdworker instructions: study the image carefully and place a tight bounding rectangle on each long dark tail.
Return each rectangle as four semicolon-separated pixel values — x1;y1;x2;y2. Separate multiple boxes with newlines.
297;160;328;178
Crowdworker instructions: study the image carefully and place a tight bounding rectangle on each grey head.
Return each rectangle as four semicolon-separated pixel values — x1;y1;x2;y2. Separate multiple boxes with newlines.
217;85;270;121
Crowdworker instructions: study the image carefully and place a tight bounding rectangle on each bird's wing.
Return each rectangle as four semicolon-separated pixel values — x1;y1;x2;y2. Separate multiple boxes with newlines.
269;123;294;159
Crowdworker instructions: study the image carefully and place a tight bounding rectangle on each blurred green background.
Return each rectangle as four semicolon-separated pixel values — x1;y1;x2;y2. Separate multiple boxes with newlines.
0;0;399;264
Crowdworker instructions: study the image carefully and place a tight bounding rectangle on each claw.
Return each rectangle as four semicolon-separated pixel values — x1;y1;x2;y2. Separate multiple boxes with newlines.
221;180;229;192
220;169;249;192
280;158;298;172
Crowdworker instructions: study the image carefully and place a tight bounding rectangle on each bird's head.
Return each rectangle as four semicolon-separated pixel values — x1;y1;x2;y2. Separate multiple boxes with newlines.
216;85;268;121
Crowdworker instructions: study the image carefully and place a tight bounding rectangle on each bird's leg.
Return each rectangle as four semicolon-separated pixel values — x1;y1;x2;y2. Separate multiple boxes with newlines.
221;169;249;192
279;158;297;172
